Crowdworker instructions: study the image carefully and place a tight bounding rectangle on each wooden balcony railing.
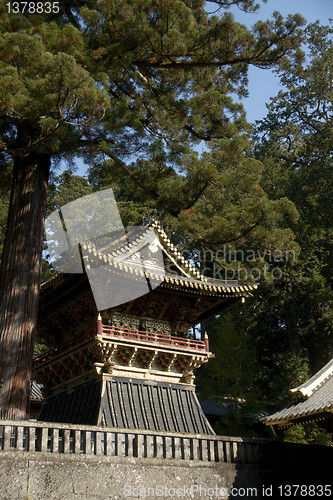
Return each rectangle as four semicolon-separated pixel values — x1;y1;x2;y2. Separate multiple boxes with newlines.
33;327;96;367
34;323;208;368
0;419;277;465
101;325;207;351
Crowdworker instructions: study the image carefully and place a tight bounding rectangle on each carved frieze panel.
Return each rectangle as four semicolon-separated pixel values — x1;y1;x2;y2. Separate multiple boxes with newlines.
110;312;140;330
142;319;172;336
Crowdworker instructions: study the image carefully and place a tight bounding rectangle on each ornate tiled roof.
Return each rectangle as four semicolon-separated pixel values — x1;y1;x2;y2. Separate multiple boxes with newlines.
42;221;258;298
80;222;257;298
262;359;333;427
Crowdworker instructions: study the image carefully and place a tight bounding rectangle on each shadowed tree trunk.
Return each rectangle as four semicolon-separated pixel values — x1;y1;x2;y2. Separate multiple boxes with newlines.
284;282;301;354
0;144;50;419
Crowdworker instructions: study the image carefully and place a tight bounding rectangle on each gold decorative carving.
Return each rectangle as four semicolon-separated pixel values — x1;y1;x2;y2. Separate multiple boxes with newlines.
143;319;172;335
111;312;140;330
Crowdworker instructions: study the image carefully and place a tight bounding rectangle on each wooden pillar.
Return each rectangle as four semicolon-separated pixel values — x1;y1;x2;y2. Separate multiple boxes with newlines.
97;313;103;336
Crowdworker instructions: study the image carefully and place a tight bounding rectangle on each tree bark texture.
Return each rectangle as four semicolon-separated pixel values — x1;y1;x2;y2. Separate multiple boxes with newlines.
0;151;50;419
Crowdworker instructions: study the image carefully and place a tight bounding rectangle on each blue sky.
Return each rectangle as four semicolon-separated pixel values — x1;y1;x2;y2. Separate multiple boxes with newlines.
228;0;332;123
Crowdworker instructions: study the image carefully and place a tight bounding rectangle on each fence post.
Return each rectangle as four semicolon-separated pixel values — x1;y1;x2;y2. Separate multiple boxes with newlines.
28;426;36;452
231;441;238;463
94;431;102;455
192;438;200;460
173;437;181;460
183;438;191;461
15;426;24;451
134;434;143;458
125;434;134;457
224;441;232;463
200;439;208;461
62;429;70;454
164;436;171;459
97;313;103;335
116;433;123;457
3;425;11;451
155;435;163;458
82;431;92;455
41;427;48;452
215;440;224;462
74;430;81;454
208;439;215;462
144;435;153;458
204;331;209;351
105;432;113;456
51;428;59;453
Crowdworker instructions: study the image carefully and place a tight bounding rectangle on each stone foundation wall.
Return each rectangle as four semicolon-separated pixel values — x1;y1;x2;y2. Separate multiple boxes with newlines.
0;453;263;500
0;419;332;499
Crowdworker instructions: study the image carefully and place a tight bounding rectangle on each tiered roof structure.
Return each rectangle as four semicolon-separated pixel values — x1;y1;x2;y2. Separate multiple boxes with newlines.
262;358;333;434
35;220;257;434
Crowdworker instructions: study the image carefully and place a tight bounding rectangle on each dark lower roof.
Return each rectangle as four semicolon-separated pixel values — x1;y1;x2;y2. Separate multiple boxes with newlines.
38;377;215;435
199;399;229;417
262;374;333;426
38;379;101;425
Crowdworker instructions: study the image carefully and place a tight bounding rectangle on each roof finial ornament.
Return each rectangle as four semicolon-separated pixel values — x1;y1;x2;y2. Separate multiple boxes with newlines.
142;210;159;227
204;331;209;351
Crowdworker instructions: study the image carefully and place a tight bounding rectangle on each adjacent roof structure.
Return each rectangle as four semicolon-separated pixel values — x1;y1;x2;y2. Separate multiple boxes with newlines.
262;358;333;429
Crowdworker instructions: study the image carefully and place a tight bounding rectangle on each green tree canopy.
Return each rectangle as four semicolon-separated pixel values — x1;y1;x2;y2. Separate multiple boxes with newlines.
253;21;333;372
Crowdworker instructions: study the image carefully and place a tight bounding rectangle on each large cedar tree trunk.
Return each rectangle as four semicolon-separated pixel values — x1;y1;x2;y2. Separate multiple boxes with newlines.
0;151;50;419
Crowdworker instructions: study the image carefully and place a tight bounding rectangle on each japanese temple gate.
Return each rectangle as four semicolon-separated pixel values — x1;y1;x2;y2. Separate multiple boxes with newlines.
34;221;256;432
